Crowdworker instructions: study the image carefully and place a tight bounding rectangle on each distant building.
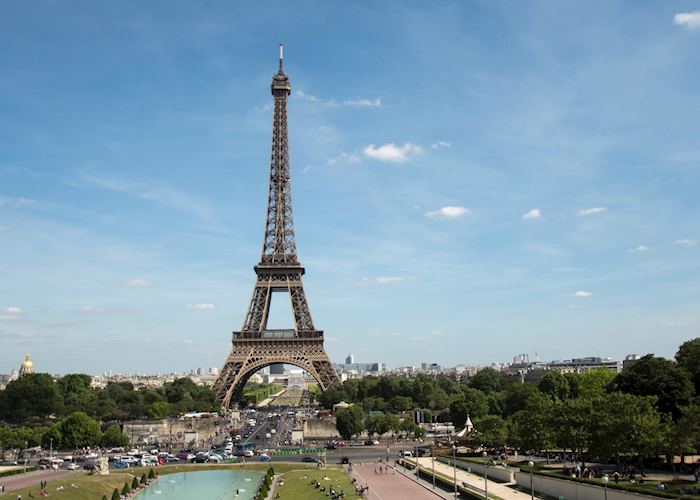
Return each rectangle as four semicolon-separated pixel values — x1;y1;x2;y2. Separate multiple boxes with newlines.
345;354;354;365
513;353;529;365
269;363;285;375
19;353;34;377
333;362;385;375
208;367;219;376
623;354;641;369
548;357;621;374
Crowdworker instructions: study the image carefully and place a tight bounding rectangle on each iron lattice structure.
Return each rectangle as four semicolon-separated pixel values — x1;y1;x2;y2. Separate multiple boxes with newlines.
213;47;340;408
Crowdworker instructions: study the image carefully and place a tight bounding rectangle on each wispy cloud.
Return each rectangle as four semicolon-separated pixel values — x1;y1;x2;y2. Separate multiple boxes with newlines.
363;143;423;163
675;239;697;247
186;303;216;311
127;278;151;287
424;206;470;218
361;276;404;285
80;306;105;313
81;173;212;220
0;196;35;208
627;245;649;253
431;141;451;149
3;307;22;314
295;90;382;108
574;291;593;298
674;11;700;29
522;208;542;220
327;152;361;166
577;207;607;216
343;97;382;108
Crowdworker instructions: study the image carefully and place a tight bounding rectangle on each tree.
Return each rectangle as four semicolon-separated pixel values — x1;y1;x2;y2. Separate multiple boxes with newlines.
366;413;391;437
388;396;414;412
122;482;131;496
449;388;489;427
554;398;593;460
334;406;364;440
676;338;700;395
503;383;541;417
472;415;509;449
577;369;615;399
111;488;121;500
538;371;570;400
608;354;693;419
102;425;129;448
588;392;663;465
132;477;140;490
58;411;102;449
147;402;172;419
0;373;62;422
468;368;504;393
510;395;556;455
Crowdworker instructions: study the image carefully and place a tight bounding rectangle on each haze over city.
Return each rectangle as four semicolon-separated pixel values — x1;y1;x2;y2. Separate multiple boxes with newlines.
1;2;699;374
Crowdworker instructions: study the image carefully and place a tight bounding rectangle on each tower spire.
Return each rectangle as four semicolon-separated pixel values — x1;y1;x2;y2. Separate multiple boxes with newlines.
279;43;284;72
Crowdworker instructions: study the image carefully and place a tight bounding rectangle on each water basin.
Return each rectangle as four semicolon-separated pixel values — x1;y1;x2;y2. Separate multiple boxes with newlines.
137;469;263;499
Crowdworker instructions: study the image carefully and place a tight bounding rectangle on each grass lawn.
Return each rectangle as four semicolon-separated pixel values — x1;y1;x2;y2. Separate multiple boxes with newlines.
273;467;361;499
0;463;318;500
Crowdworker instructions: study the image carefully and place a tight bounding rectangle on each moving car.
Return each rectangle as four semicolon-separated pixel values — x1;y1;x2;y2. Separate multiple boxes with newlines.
301;456;318;463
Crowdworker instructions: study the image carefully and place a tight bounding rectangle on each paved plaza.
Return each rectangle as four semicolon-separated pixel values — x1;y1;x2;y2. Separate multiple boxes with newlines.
351;463;448;500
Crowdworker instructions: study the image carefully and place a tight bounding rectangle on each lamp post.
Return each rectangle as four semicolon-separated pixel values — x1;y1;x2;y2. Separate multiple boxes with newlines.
453;444;458;498
528;460;535;500
483;450;489;500
432;451;436;490
602;475;609;500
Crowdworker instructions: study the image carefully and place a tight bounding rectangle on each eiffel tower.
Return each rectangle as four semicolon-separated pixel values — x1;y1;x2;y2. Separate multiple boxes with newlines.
213;46;340;408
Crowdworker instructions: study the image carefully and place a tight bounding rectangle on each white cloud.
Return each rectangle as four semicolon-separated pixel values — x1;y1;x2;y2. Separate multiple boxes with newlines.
342;97;382;108
4;307;22;314
127;278;151;287
431;141;451;149
363;143;423;163
295;90;381;108
627;245;649;253
374;276;404;284
187;303;216;311
675;239;697;247
80;306;105;313
0;196;35;208
522;208;542;220
674;11;700;29
577;207;607;216
574;291;593;298
327;152;361;166
431;331;446;336
425;206;470;218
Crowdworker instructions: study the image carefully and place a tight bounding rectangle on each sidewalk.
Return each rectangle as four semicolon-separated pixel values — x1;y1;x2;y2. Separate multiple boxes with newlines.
351;463;448;500
410;457;532;500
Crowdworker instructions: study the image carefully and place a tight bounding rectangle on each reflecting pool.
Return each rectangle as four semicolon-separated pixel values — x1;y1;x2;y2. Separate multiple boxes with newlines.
137;469;263;499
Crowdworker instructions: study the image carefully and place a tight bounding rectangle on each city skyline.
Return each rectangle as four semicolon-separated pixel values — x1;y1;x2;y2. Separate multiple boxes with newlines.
1;2;700;373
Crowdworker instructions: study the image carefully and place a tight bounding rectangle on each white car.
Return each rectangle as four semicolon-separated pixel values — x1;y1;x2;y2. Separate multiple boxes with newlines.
67;463;80;471
85;452;98;459
209;454;223;463
127;449;139;455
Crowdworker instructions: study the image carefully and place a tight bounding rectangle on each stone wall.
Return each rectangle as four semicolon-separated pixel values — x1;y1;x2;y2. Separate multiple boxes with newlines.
514;471;661;500
122;417;225;451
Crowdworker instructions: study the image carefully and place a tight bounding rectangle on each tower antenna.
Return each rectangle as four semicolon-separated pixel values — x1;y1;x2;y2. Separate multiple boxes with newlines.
279;43;283;71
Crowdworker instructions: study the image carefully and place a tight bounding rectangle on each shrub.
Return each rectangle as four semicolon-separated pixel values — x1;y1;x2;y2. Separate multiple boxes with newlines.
141;472;147;484
122;482;131;496
111;488;120;500
132;477;139;489
148;468;155;479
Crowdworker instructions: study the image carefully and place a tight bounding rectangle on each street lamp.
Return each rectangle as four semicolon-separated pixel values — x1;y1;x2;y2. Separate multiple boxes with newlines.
528;460;535;500
432;450;436;490
453;444;458;499
602;474;609;500
483;450;489;500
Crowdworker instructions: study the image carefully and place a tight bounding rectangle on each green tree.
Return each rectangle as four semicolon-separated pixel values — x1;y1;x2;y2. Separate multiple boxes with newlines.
388;396;414;412
111;488;121;500
577;369;615;399
132;477;140;490
472;415;509;448
450;387;489;426
0;373;62;422
538;371;570;400
42;424;62;450
58;411;102;449
554;398;593;460
122;482;131;496
147;401;172;419
366;413;391;437
510;395;556;455
468;368;504;393
588;392;663;465
503;383;541;417
608;354;693;419
102;425;130;448
334;405;364;440
676;338;700;395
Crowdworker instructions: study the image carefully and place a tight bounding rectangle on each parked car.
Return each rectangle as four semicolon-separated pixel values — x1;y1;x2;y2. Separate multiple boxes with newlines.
301;456;318;463
83;463;96;471
112;461;129;470
67;462;81;471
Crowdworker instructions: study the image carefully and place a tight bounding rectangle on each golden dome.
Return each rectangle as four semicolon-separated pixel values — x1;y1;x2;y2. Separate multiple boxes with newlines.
19;353;34;375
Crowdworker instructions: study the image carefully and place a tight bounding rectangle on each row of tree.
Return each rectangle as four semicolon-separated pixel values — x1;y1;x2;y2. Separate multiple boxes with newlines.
0;374;216;423
323;338;700;464
334;405;426;440
0;411;129;453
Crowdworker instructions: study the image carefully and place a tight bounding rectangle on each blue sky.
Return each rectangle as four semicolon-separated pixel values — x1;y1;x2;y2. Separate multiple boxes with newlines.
1;1;699;375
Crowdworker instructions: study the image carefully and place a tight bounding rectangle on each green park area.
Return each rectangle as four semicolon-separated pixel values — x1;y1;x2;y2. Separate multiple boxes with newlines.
273;467;361;499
